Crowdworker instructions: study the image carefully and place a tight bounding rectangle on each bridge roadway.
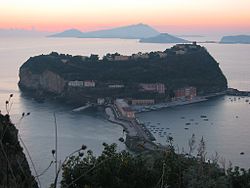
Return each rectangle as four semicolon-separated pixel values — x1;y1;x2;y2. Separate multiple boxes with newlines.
105;106;166;151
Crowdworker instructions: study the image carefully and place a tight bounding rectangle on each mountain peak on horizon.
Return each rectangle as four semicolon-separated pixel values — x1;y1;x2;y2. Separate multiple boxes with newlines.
49;23;160;39
49;28;83;38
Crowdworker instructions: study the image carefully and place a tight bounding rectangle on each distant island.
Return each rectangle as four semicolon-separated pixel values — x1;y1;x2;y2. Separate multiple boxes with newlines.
49;23;187;42
220;35;250;44
19;43;227;105
139;33;189;43
49;23;160;39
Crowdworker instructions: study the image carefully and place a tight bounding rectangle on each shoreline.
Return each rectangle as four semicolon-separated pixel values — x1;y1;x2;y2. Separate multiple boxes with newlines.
131;97;208;114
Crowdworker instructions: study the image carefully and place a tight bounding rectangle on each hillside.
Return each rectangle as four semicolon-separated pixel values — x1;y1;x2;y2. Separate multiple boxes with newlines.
0;112;38;188
19;44;227;103
49;23;160;39
140;33;189;43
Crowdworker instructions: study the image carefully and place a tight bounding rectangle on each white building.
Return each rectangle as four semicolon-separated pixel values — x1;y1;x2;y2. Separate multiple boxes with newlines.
157;52;167;58
68;81;84;87
84;80;95;87
139;83;166;94
97;98;105;105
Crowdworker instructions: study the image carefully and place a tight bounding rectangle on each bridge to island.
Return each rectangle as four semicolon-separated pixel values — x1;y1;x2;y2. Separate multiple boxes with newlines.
105;105;168;152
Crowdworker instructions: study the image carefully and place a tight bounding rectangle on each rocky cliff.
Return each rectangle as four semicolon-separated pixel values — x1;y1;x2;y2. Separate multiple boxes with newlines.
0;113;38;188
19;68;66;94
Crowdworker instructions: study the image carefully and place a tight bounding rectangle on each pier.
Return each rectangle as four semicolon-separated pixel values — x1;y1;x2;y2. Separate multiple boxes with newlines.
105;105;167;152
227;88;250;96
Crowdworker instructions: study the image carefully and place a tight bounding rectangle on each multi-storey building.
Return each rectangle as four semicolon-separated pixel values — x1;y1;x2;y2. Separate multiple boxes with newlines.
139;83;165;94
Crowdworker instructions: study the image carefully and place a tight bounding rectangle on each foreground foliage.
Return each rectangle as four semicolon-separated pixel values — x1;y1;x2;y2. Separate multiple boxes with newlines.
61;142;250;188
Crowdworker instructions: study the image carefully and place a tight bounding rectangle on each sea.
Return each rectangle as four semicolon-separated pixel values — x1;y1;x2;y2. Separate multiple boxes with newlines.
0;36;250;187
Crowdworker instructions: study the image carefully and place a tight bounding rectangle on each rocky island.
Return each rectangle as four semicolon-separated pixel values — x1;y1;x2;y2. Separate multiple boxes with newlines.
19;42;227;105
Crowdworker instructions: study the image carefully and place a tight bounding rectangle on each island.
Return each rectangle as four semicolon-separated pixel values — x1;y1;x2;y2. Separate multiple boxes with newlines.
139;33;189;43
18;42;227;152
19;42;227;105
49;23;160;39
19;42;227;104
220;35;250;44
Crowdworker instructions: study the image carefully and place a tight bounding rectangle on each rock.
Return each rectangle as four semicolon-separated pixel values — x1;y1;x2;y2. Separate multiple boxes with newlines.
0;114;38;188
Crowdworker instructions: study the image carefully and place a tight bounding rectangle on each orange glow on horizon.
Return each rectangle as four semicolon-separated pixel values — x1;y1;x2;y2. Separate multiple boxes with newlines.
1;0;250;34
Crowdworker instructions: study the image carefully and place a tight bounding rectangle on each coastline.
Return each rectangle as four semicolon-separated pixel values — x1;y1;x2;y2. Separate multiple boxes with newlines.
131;97;208;114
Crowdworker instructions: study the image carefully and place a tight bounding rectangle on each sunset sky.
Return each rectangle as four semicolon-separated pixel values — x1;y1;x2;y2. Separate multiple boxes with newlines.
1;0;250;34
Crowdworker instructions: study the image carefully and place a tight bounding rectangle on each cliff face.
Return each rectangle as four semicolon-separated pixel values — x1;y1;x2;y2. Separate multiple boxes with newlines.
19;68;66;94
0;114;38;188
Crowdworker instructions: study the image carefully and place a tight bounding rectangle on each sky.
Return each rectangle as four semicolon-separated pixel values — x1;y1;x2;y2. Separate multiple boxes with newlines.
1;0;250;35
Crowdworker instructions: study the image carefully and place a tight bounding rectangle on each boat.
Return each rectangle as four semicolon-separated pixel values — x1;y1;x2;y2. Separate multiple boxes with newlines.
118;137;124;142
200;115;207;118
185;123;191;125
204;119;209;121
184;127;189;130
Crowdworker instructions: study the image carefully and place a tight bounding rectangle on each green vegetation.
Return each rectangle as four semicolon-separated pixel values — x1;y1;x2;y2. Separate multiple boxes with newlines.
20;44;227;95
61;141;250;188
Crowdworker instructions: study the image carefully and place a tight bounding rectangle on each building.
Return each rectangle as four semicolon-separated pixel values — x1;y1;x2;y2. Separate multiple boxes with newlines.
139;83;165;94
68;80;84;87
108;84;125;88
175;50;186;55
132;53;149;60
189;42;198;49
174;87;196;100
114;55;130;61
131;99;155;106
157;52;167;58
97;98;105;105
175;44;186;49
115;99;135;119
84;80;95;87
61;59;68;64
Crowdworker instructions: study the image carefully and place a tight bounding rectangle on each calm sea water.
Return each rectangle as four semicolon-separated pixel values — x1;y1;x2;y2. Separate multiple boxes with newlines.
0;37;250;187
